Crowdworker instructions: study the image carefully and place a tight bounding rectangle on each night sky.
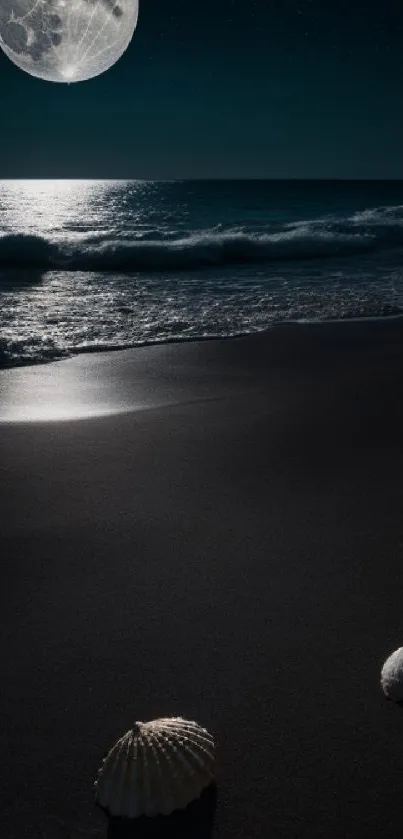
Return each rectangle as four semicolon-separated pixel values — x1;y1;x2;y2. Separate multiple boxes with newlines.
1;0;402;178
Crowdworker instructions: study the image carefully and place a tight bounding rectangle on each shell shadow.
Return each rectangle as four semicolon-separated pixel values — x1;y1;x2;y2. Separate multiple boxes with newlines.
383;695;403;709
105;783;217;839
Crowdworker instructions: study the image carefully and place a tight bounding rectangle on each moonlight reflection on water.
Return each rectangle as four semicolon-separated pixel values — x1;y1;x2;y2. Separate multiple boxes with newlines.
0;0;139;82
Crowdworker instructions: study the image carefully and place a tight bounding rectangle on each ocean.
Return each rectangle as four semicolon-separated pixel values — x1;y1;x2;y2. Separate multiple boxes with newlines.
1;178;403;369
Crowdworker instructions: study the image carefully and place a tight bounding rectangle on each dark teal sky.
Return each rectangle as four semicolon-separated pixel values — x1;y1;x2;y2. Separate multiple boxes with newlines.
1;0;402;178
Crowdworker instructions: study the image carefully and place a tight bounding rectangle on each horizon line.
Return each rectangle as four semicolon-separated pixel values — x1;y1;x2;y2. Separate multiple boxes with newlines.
1;176;403;182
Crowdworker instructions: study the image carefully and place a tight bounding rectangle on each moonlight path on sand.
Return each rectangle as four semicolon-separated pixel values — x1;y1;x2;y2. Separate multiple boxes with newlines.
0;0;139;83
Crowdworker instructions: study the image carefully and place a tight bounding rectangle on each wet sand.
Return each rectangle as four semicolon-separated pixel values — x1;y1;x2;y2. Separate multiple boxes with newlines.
2;319;403;838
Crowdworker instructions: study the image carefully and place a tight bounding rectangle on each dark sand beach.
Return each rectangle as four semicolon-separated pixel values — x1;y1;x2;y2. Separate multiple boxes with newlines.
2;318;403;838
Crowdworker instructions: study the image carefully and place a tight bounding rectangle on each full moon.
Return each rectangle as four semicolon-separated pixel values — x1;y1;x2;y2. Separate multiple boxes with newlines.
0;0;139;83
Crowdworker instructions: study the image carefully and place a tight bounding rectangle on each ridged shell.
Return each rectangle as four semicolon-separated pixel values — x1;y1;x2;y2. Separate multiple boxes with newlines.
94;717;216;818
381;647;403;701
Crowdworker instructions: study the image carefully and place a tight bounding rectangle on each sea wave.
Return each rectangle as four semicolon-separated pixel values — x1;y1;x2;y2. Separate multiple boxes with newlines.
2;205;403;274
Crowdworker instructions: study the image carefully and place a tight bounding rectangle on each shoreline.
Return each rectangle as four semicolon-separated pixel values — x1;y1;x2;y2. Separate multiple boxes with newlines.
2;310;403;376
2;314;403;424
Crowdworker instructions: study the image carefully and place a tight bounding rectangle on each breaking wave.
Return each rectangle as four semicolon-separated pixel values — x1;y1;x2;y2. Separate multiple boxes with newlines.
2;205;403;274
3;195;403;370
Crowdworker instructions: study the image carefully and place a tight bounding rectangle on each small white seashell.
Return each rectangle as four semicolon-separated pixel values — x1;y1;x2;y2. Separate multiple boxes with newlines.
94;716;216;818
381;647;403;701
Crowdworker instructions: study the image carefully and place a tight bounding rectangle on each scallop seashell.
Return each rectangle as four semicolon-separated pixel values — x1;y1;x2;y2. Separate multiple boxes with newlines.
94;717;216;818
381;647;403;701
